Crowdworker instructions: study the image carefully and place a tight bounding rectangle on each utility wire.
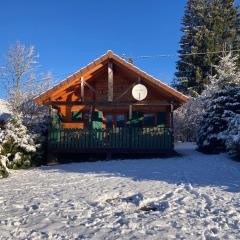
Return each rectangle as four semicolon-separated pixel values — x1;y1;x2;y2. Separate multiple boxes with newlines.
123;49;240;60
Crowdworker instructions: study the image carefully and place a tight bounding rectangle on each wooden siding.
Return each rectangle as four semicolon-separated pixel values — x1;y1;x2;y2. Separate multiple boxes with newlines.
51;62;173;128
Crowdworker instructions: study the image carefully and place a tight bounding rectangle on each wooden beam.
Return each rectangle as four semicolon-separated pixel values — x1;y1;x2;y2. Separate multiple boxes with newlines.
129;105;132;120
108;61;113;102
48;100;173;107
170;103;174;129
51;67;107;101
84;81;97;94
115;79;141;101
49;63;104;99
80;77;84;101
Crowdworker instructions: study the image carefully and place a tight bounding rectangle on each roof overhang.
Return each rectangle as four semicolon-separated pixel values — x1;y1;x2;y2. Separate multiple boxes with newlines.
34;50;189;105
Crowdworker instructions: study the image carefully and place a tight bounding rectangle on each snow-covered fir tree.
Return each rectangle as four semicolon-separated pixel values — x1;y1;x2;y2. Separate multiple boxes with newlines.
0;113;40;170
225;113;240;160
197;53;240;157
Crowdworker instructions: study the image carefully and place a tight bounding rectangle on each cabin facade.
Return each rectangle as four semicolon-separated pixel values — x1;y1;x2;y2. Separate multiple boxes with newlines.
34;51;188;156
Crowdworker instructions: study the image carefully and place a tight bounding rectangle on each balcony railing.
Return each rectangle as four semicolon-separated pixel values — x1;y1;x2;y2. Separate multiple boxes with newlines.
48;127;173;153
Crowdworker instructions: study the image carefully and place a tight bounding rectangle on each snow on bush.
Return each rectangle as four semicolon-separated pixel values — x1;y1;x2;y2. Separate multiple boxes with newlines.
174;97;203;142
197;53;240;158
0;128;9;178
0;155;9;178
0;113;40;171
225;113;240;160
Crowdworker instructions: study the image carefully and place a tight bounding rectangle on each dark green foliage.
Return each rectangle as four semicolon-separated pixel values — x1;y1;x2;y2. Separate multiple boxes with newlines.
0;169;9;178
197;87;240;154
1;138;32;169
197;53;240;156
227;141;240;160
174;0;240;95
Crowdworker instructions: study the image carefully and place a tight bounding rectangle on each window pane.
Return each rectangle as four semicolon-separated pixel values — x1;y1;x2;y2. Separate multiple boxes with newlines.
72;111;82;121
157;112;166;127
116;114;125;127
106;114;113;128
116;115;125;121
131;111;143;127
144;114;155;126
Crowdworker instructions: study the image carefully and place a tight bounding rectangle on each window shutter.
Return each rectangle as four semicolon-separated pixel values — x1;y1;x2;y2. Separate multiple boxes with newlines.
92;111;103;121
92;111;103;129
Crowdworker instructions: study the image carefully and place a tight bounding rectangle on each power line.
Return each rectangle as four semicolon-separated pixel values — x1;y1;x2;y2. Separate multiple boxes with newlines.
123;49;240;60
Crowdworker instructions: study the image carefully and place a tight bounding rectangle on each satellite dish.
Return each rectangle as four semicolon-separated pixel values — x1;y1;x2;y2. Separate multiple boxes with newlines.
132;84;148;101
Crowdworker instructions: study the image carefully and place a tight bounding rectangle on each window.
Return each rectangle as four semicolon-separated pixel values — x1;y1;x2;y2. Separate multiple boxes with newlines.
116;114;125;128
131;112;143;127
157;112;166;127
143;114;155;127
71;111;82;121
106;114;113;128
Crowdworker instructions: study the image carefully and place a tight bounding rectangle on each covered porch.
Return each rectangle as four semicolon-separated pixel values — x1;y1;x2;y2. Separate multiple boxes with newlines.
49;100;174;154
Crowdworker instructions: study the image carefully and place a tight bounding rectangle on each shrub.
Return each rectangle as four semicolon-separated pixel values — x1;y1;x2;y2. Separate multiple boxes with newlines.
0;114;37;170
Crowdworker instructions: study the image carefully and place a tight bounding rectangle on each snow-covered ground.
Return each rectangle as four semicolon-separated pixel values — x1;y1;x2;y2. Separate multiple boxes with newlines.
0;143;240;240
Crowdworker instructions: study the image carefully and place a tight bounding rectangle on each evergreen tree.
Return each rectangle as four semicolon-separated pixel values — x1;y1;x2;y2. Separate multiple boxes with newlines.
197;53;240;155
0;114;38;169
174;0;206;94
225;112;240;160
174;0;240;95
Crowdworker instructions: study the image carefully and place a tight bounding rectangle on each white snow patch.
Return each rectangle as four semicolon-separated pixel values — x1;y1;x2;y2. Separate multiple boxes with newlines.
0;99;11;121
0;143;240;239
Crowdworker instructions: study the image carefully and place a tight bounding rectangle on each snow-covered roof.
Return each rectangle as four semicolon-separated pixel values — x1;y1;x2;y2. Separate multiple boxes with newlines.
0;99;11;121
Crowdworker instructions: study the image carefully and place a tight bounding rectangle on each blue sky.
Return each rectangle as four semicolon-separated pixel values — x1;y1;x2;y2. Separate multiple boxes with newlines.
0;0;187;86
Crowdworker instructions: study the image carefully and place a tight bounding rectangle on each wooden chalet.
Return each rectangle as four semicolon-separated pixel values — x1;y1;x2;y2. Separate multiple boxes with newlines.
34;50;188;156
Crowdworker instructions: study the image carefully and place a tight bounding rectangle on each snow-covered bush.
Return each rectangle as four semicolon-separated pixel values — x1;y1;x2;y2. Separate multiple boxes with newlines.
174;97;203;142
0;128;8;178
225;112;240;160
197;53;240;156
0;155;9;178
0;114;38;170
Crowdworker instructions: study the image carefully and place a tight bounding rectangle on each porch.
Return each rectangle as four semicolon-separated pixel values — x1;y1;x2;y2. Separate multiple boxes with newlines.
48;127;173;153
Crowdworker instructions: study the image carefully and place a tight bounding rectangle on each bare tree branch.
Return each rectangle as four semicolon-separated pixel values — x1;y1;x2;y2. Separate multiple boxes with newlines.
0;41;53;130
